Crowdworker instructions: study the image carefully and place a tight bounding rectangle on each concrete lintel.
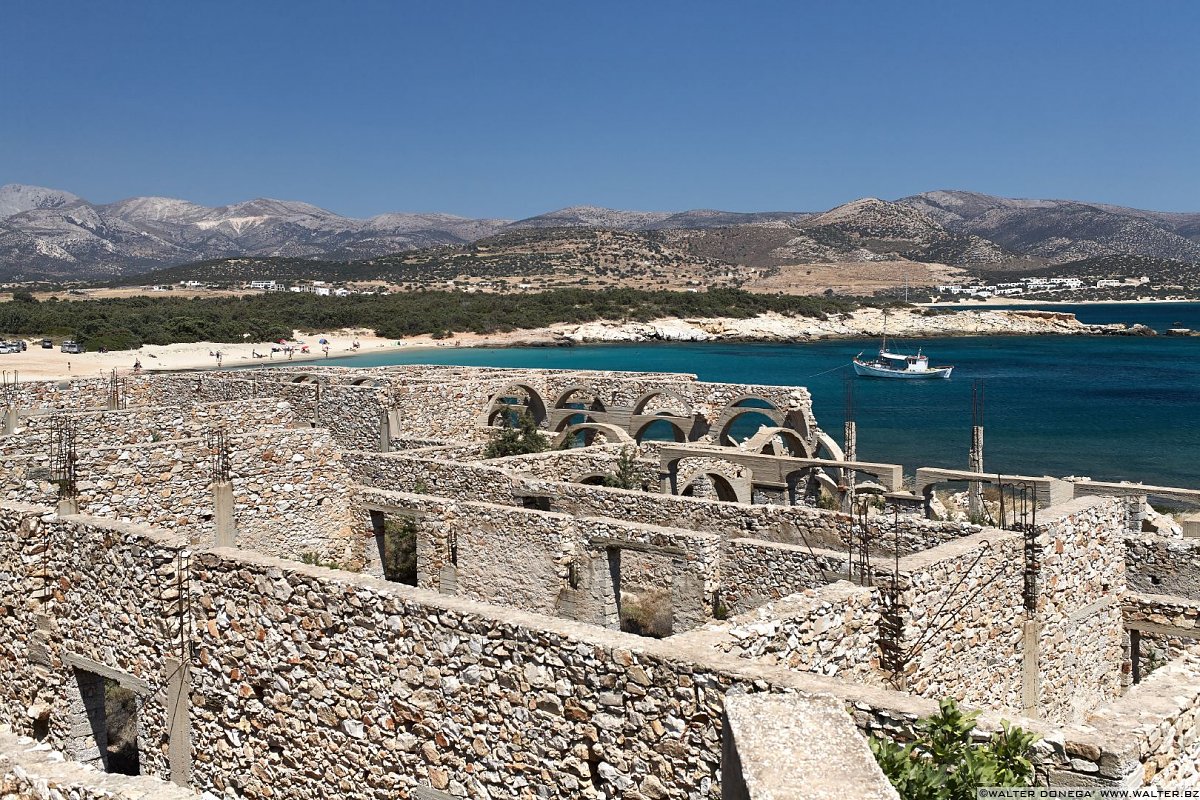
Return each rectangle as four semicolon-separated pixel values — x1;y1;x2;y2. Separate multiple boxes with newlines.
589;537;687;557
61;652;152;695
1067;594;1120;624
1124;620;1200;638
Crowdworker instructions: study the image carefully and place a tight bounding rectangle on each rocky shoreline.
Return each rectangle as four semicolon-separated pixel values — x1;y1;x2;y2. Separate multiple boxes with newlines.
498;307;1157;347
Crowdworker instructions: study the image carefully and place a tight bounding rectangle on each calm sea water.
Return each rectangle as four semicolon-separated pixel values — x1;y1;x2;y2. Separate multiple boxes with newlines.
318;303;1200;487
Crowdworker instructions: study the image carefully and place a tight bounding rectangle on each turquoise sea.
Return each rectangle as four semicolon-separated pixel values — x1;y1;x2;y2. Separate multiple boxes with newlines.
320;303;1200;488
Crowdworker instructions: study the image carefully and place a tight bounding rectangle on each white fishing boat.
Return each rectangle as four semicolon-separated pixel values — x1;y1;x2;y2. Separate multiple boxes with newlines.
853;348;953;379
852;311;953;379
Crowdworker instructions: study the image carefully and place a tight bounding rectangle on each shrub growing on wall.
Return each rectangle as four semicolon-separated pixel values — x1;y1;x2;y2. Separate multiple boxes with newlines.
483;410;549;458
870;698;1038;799
602;446;642;490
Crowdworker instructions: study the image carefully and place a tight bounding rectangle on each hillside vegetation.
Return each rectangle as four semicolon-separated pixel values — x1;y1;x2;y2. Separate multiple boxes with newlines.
0;288;865;351
113;227;751;290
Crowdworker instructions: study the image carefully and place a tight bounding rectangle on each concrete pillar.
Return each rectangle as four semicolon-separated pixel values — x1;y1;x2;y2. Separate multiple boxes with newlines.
1126;495;1147;535
604;549;622;629
968;425;984;519
1021;618;1040;716
163;656;192;786
56;497;79;516
213;480;235;547
1120;629;1133;691
668;558;706;633
841;420;857;513
378;409;391;453
2;406;17;435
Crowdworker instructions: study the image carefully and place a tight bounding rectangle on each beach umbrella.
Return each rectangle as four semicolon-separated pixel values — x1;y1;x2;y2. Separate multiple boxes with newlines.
318;337;328;344
278;339;287;344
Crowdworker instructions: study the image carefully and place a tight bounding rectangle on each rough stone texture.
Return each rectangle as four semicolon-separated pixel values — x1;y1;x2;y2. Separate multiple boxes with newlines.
1033;497;1126;724
227;427;364;568
4;368;1200;796
1125;534;1200;599
489;446;659;490
717;583;882;681
720;540;850;614
723;693;898;800
0;729;196;800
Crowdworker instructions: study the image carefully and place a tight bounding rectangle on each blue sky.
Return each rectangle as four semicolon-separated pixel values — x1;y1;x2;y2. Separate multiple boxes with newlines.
2;1;1197;218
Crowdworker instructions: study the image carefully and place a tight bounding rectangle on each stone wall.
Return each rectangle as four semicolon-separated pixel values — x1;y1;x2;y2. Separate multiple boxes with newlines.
1033;497;1126;724
0;506;187;782
720;539;850;614
489;445;659;488
891;496;1126;724
893;529;1027;714
4;503;1200;793
1125;534;1200;599
345;451;976;557
227;427;364;567
716;582;882;682
0;400;291;457
357;489;719;631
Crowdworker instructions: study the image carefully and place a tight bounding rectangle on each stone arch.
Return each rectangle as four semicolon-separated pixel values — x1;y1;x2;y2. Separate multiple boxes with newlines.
576;473;610;486
669;457;752;503
551;422;634;449
716;408;785;446
814;431;845;462
482;383;549;428
553;386;607;413
743;426;814;458
680;472;745;503
290;373;319;384
350;377;383;387
554;412;599;432
785;468;839;506
631;389;694;417
632;418;688;443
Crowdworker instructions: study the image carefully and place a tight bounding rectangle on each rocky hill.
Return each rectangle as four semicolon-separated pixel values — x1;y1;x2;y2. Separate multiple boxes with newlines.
900;190;1200;264
662;198;1011;268
113;227;753;290
2;183;1197;282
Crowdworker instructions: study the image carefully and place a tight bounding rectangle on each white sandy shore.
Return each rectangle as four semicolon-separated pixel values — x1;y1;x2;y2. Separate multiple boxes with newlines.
0;307;1152;382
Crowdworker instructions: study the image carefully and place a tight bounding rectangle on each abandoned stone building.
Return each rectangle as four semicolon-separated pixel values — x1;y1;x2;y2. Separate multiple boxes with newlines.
1;364;1199;798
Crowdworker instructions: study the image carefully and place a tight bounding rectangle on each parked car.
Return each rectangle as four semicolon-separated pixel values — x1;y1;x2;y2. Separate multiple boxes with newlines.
41;338;53;349
0;343;14;354
61;341;83;354
16;340;26;351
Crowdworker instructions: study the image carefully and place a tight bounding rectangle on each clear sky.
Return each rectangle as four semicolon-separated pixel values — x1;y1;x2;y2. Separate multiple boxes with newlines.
2;1;1197;218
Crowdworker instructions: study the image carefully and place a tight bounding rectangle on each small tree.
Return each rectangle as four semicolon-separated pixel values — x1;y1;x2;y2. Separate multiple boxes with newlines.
602;446;641;490
484;410;549;458
870;698;1038;799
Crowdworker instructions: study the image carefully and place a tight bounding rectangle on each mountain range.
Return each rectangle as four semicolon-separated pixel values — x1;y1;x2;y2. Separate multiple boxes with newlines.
1;183;1198;281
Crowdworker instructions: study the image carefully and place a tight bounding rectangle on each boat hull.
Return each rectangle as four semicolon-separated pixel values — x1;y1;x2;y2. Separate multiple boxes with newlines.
853;360;953;379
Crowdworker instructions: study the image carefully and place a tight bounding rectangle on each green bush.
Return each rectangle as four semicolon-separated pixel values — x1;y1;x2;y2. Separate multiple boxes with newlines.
483;411;550;458
870;698;1038;799
602;447;641;490
381;518;418;585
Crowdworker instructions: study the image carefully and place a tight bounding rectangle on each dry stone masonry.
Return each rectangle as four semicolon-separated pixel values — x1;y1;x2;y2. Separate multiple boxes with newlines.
1;364;1199;797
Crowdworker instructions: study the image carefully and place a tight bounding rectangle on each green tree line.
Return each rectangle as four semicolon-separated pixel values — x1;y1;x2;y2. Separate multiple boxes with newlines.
0;288;869;351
